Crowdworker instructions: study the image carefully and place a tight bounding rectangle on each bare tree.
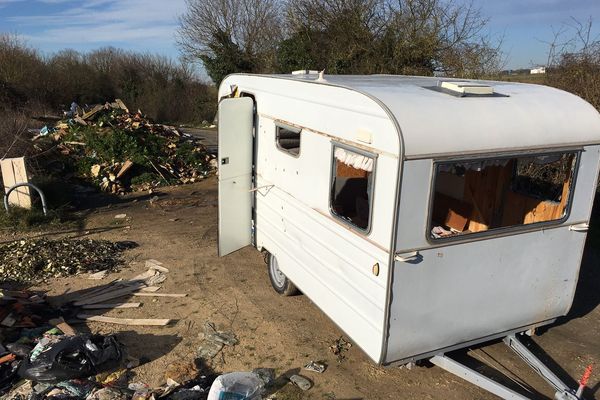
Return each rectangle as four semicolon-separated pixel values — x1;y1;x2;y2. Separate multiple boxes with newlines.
280;0;503;76
177;0;283;81
544;17;600;111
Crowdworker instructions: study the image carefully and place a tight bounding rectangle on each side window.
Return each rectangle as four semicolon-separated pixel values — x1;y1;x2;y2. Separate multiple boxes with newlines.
430;152;577;239
276;124;301;156
330;145;375;231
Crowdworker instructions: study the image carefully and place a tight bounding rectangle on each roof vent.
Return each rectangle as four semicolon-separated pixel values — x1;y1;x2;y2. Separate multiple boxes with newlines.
440;81;494;96
291;70;319;75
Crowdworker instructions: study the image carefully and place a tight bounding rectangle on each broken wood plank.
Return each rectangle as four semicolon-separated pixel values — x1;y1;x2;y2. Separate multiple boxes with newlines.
81;104;104;119
145;259;169;273
116;160;133;179
81;303;141;310
133;292;187;298
77;314;171;326
74;284;145;306
75;280;138;302
0;354;16;365
49;317;76;336
130;269;157;282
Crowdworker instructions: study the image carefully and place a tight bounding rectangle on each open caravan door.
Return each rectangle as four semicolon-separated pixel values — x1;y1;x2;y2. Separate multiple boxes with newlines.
218;97;254;256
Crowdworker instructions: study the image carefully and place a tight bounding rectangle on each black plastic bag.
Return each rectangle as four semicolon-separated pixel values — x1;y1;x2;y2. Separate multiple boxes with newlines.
0;352;20;396
18;334;124;383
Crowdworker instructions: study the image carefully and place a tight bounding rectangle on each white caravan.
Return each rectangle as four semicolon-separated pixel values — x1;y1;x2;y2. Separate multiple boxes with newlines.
217;73;600;400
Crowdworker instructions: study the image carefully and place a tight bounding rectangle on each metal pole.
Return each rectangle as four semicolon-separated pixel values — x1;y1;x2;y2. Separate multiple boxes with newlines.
3;182;48;216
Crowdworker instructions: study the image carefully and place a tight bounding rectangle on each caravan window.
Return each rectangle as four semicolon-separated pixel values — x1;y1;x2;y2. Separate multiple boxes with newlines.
330;145;375;231
276;124;301;156
429;152;577;240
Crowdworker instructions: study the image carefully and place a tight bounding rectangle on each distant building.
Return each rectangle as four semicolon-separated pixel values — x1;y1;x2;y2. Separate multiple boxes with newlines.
530;66;546;74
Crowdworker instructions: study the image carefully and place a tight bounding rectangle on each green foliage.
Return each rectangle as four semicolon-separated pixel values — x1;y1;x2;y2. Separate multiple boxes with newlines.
200;30;255;85
0;35;216;125
75;126;166;167
131;172;158;186
0;207;64;230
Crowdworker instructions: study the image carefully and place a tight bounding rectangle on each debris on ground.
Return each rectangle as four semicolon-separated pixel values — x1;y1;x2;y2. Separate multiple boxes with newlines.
1;258;197;399
0;239;136;283
289;374;312;391
197;322;238;359
207;369;274;400
32;100;216;194
18;333;125;383
303;360;327;373
329;336;352;363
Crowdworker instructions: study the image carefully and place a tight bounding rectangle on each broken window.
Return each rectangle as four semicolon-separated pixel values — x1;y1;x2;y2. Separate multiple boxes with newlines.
276;124;301;156
430;152;577;239
330;146;375;231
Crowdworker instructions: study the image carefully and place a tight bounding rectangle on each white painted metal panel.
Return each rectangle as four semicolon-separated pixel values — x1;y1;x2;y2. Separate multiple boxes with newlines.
386;226;586;363
254;115;399;362
385;148;600;363
218;97;254;256
220;75;600;158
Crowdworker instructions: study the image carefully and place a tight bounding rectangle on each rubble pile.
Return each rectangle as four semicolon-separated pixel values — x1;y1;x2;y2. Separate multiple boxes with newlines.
33;100;216;193
0;260;204;399
0;239;135;283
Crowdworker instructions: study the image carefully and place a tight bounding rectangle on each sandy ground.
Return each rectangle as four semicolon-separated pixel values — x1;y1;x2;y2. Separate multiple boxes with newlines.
7;177;599;400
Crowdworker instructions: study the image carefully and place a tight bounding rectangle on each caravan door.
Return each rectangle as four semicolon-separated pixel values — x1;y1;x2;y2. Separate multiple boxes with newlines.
218;97;254;256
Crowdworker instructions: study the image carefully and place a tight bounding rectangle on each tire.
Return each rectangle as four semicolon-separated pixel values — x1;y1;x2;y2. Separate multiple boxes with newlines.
267;253;299;296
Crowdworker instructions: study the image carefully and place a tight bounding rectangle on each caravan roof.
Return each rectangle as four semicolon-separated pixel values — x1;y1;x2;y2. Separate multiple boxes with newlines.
222;74;600;158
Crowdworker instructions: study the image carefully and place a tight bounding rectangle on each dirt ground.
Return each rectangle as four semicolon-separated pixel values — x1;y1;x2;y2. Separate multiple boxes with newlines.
6;177;599;399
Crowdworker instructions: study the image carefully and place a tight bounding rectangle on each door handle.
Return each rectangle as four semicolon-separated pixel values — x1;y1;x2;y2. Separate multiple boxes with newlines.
395;251;420;262
569;223;589;232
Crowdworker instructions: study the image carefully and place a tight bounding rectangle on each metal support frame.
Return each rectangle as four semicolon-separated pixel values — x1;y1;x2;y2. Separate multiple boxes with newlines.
431;354;529;399
431;334;581;400
3;182;48;216
503;334;579;400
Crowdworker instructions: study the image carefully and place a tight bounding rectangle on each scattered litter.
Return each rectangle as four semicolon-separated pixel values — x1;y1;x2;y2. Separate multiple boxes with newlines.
165;361;198;386
303;360;327;373
88;270;109;280
18;333;125;383
204;322;238;346
289;374;312;391
207;369;273;400
87;387;129;400
115;214;127;219
197;322;238;359
329;336;352;363
0;238;135;283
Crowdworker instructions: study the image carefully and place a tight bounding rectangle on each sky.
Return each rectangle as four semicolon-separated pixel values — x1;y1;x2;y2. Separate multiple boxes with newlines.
0;0;599;70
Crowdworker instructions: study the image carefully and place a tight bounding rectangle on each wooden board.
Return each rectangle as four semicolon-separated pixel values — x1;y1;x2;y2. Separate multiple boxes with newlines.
1;157;31;208
77;314;171;326
81;303;141;309
133;292;187;298
73;284;144;306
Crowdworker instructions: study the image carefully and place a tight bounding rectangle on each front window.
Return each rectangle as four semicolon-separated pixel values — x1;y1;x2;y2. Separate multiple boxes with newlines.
430;152;577;239
330;145;375;231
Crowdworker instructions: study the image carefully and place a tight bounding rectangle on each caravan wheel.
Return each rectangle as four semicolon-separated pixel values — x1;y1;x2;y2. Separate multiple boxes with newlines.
267;253;299;296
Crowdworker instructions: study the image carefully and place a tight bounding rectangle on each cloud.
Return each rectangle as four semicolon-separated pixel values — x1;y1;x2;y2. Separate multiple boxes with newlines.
6;0;186;47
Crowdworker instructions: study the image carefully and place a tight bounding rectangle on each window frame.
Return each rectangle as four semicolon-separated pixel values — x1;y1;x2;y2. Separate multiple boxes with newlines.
275;123;302;157
329;142;377;235
426;149;581;244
